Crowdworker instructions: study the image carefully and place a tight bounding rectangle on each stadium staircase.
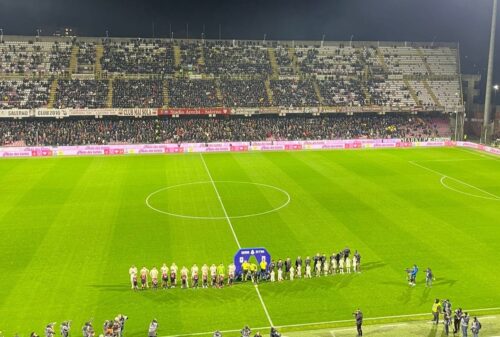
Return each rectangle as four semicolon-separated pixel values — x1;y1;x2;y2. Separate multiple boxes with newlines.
162;80;169;108
174;45;182;76
47;79;58;109
417;48;433;76
422;79;441;107
264;79;274;106
312;79;324;106
215;80;223;103
268;48;279;79
376;48;389;72
107;79;114;108
68;45;79;75
95;43;104;78
288;47;301;75
403;78;420;105
198;45;205;68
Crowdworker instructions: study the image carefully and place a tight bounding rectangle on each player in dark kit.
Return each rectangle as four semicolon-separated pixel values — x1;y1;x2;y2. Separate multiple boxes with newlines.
305;256;311;268
320;254;326;270
285;258;291;278
453;308;463;334
343;247;351;261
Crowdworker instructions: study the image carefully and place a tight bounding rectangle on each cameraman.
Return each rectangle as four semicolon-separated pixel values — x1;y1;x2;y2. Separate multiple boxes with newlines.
270;327;281;337
353;309;363;337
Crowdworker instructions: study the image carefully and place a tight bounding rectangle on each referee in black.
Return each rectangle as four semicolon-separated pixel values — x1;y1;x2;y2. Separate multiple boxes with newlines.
353;309;363;336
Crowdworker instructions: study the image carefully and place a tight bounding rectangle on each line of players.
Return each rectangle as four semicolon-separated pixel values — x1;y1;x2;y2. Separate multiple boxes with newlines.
129;263;236;289
250;249;362;282
128;248;361;289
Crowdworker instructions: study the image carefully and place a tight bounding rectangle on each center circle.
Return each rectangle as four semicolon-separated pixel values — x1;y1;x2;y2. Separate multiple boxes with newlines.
145;181;291;219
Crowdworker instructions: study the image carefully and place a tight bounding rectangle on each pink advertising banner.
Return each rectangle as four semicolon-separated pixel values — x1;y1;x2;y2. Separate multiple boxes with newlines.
1;140;498;158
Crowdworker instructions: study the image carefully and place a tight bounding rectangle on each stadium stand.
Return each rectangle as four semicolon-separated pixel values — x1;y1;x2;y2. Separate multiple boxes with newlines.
54;80;109;109
0;114;449;146
0;38;463;111
0;80;50;109
112;80;163;108
168;79;220;108
0;37;463;146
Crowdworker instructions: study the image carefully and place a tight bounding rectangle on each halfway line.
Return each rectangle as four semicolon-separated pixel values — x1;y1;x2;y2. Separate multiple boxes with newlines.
199;153;274;327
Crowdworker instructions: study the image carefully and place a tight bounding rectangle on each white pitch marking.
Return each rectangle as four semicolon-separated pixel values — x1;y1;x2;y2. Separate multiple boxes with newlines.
456;147;500;160
199;153;274;327
440;176;500;201
409;160;500;200
415;158;492;163
145;181;291;220
158;308;500;337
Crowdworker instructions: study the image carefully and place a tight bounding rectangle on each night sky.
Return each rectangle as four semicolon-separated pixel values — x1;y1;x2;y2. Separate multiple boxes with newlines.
0;0;498;97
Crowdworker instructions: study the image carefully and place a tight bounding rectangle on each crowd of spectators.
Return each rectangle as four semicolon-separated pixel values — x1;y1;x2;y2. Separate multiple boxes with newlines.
178;41;203;74
54;80;109;109
270;80;319;107
0;43;47;74
101;39;175;74
274;46;294;76
0;80;50;109
204;41;271;76
318;79;365;106
77;42;96;73
0;114;445;146
112;80;162;108
220;80;270;108
49;42;72;73
168;79;220;108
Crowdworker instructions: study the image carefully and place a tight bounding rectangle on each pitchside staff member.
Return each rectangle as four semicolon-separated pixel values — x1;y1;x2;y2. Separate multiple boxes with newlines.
148;319;158;337
353;309;363;336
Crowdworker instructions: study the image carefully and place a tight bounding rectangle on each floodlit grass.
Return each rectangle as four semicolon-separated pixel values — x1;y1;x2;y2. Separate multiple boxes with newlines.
0;147;499;337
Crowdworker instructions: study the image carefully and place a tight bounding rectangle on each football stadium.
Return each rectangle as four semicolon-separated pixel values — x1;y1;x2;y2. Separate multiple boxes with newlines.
0;1;499;337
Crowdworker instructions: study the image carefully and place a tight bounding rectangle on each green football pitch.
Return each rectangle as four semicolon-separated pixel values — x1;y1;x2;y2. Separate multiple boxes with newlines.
0;147;499;337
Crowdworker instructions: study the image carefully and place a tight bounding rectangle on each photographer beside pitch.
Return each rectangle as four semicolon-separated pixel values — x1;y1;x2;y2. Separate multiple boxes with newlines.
353;309;363;337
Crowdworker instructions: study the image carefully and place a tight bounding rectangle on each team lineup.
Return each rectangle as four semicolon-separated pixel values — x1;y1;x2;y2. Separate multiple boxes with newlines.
128;249;363;290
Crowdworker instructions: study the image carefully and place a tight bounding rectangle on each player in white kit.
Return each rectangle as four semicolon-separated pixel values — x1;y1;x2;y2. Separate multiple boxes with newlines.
305;264;312;278
161;263;169;289
129;265;138;289
352;256;357;273
150;267;159;289
170;263;178;288
191;264;199;288
277;268;283;282
289;266;295;281
270;269;276;282
180;266;189;288
346;256;351;273
210;264;217;287
315;260;321;277
323;259;329;276
332;257;337;274
201;264;209;288
339;258;344;274
228;263;236;286
140;266;149;289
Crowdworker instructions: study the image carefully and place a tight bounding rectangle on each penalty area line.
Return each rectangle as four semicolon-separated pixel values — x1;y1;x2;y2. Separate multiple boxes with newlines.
199;153;274;327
